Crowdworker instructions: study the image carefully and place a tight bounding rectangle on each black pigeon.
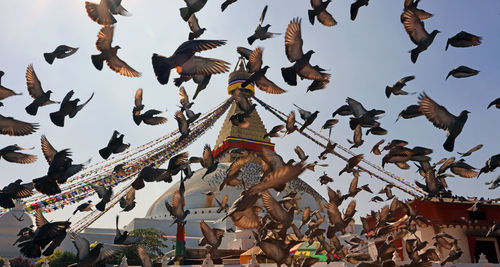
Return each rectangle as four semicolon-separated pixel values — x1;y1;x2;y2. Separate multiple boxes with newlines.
332;105;353;118
152;40;229;85
114;215;141;244
247;6;280;45
0;179;34;209
221;0;237;11
92;26;141;77
488;98;500;109
401;8;439;63
396;104;422;122
446;66;479;80
44;45;78;64
294;104;319;132
385;75;415;98
73;200;93;215
187;14;206;40
85;0;130;25
478;154;500;177
446;31;482;51
0;145;37;164
350;0;369;21
99;130;130;159
40;135;86;184
92;184;113;211
175;110;190;141
180;0;207;21
133;88;167;126
309;0;337;26
24;65;59;116
0;71;22;101
418;93;469;152
50;90;94;127
70;232;127;266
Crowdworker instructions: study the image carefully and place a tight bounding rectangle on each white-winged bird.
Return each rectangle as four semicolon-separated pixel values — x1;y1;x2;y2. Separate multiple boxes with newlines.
152;40;229;85
44;45;79;64
24;65;59;116
99;130;130;159
418;93;469;152
247;6;281;45
92;26;141;77
50;90;94;127
85;0;130;26
401;8;439;63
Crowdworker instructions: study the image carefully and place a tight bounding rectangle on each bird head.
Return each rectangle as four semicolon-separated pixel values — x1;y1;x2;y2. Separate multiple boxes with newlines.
123;231;128;235
0;71;4;77
47;90;53;94
305;50;315;57
0;102;3;107
115;45;122;50
88;200;92;203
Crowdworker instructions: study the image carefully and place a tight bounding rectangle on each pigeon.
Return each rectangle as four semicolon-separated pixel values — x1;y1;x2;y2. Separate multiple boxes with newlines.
179;87;194;111
50;90;94;127
0;145;37;164
385;75;415;98
457;144;482;158
418;93;469;152
99;130;130;159
133;89;167;126
0;179;34;209
199;220;225;254
119;188;136;212
446;65;479;80
350;0;369;21
308;0;337;26
347;124;364;149
92;184;113;211
488;98;500;109
165;178;190;226
396;104;422;122
221;0;237;11
446;31;482;51
175;110;190;141
371;139;385;155
24;65;59;116
486;222;499;237
43;45;79;64
339;154;363;176
187;14;206;40
73;200;93;215
332;105;353;118
241;48;286;94
366;126;387;136
200;144;219;179
284;111;298;135
403;0;433;21
264;124;285;139
294;104;319;133
247;6;280;45
70;232;127;266
85;0;130;25
0;71;22;100
152;40;230;85
0;114;38;136
91;26;141;77
281;18;330;86
318;172;334;185
179;0;207;22
401;8;439;63
114;215;141;245
478;154;500;177
485;175;500;190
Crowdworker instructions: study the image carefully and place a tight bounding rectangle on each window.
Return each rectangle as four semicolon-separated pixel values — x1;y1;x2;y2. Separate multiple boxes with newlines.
474;237;500;263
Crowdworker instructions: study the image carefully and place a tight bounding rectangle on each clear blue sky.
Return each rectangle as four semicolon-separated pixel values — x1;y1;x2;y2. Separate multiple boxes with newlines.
1;0;499;228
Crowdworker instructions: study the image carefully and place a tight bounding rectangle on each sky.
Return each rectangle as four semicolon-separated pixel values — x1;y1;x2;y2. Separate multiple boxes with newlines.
1;0;499;230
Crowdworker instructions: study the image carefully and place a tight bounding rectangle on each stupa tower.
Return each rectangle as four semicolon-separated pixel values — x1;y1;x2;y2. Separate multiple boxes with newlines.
212;57;275;162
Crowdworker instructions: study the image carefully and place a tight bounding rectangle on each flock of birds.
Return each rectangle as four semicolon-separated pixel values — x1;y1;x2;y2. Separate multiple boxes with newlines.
0;0;499;266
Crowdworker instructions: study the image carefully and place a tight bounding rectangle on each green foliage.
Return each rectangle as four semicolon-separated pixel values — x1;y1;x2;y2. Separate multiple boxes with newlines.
0;256;6;266
9;257;34;267
129;228;169;260
35;250;77;267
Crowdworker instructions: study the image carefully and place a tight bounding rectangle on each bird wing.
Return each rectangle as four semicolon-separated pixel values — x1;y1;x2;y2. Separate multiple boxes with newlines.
255;76;287;94
317;9;337;27
284;18;304;62
143;113;168;125
187;14;201;32
261;190;286;222
298;64;329;81
136;245;152;267
459;144;483;157
399;75;415;84
0;115;38;137
259;5;268;25
179;87;190;108
261;147;285;170
1;151;37;164
248;47;264;73
61;90;74;108
294;146;307;161
418;93;456;131
401;8;429;45
236;46;252;60
91;184;107;198
171;191;185;211
96;26;114;52
286;111;296;131
174;40;227;55
175;111;189;133
35;209;49;228
134;88;143;108
25;65;44;99
41;135;57;164
106;54;141;77
310;0;322;7
85;0;116;25
97;244;128;262
179;56;230;76
70;232;90;260
76;92;95;113
346;97;368;118
202;144;214;168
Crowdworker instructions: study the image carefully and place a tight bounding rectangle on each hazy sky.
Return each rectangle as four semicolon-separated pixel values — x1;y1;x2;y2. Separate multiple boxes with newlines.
1;0;499;229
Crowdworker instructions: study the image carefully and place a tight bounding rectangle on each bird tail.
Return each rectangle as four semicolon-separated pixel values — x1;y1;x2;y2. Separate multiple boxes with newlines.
96;200;106;212
44;52;56;64
385;86;392;98
91;54;105;70
443;135;455;152
49;111;65;127
25;102;39;116
410;48;420;64
152;53;172;85
99;147;112;159
247;35;256;45
308;9;316;25
281;66;297;86
179;7;192;21
188;32;195;41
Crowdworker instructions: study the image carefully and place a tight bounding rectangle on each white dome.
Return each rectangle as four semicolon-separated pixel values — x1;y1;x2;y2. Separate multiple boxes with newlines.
146;163;326;219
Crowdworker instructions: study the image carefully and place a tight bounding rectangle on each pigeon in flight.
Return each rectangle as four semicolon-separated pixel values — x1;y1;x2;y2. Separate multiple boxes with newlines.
401;8;439;63
43;45;78;64
446;66;479;80
0;71;22;101
85;0;130;26
50;90;94;127
180;0;207;22
24;65;59;116
308;0;337;26
247;6;280;45
187;14;206;40
446;31;482;51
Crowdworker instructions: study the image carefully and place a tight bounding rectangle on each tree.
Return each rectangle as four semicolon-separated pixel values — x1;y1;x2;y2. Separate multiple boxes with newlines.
35;250;77;267
129;228;169;261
